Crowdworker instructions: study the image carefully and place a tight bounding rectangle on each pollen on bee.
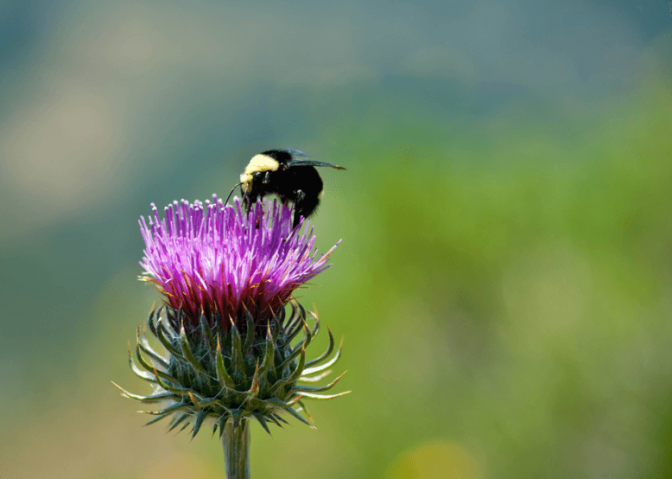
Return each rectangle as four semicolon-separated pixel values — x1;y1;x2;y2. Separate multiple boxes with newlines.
245;155;280;175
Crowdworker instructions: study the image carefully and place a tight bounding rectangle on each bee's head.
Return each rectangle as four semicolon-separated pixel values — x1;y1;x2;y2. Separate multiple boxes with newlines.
240;153;280;192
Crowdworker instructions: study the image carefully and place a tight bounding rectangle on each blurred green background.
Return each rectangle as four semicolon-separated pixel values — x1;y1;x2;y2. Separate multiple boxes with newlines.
2;1;672;478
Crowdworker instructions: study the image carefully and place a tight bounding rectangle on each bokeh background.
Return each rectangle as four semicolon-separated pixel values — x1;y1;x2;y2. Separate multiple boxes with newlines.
2;1;672;478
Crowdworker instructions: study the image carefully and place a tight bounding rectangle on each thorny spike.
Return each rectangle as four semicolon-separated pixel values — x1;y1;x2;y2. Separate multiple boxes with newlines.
273;413;289;425
284;301;302;336
199;314;217;353
308;308;320;339
293;371;347;394
118;298;347;437
179;420;192;433
218;415;228;439
230;321;247;382
262;396;302;409
113;382;176;403
189;392;221;408
243;309;255;353
168;413;190;432
294;390;351;400
156;318;184;359
135;337;173;381
299;370;333;383
191;409;208;439
272;347;306;395
299;315;313;350
147;307;158;336
258;326;275;383
253;413;272;435
285;303;307;343
128;345;158;383
216;336;236;390
179;322;208;375
305;325;335;367
297;400;314;423
144;401;191;416
138;334;169;368
285;407;315;428
152;366;193;396
266;414;284;428
145;413;170;426
277;336;306;372
248;360;260;396
301;336;344;376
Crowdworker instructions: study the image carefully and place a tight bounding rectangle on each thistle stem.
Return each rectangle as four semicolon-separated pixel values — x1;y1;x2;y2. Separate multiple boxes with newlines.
222;419;250;479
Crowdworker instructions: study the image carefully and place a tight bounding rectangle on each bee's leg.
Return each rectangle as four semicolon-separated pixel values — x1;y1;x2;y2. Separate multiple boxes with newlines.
292;190;306;228
243;189;260;215
293;190;320;229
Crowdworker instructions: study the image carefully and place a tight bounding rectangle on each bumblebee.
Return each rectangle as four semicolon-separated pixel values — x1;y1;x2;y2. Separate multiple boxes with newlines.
228;148;345;228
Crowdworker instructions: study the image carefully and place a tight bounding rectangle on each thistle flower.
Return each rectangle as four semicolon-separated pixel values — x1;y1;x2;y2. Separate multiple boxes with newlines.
139;196;336;330
115;196;348;478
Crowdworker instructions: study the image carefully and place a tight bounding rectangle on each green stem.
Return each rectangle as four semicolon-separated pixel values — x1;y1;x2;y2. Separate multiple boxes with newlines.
222;419;250;479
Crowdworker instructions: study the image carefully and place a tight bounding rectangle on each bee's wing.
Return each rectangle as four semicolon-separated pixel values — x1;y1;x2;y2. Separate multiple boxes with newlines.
280;148;311;160
287;159;346;170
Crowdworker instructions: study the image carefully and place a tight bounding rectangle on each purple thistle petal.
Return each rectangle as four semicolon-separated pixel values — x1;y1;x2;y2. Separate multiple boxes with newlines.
139;196;338;331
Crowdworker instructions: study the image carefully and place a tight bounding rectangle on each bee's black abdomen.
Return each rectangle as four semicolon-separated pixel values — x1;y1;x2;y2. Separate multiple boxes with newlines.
274;166;323;228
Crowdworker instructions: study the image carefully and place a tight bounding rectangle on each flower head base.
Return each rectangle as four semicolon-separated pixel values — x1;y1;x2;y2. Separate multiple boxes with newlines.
140;196;337;332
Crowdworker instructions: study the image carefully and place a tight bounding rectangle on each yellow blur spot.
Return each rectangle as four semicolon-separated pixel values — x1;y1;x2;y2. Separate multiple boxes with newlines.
388;441;481;479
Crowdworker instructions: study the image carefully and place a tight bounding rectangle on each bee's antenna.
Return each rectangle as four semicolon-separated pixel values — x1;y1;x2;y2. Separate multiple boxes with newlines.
225;182;243;205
